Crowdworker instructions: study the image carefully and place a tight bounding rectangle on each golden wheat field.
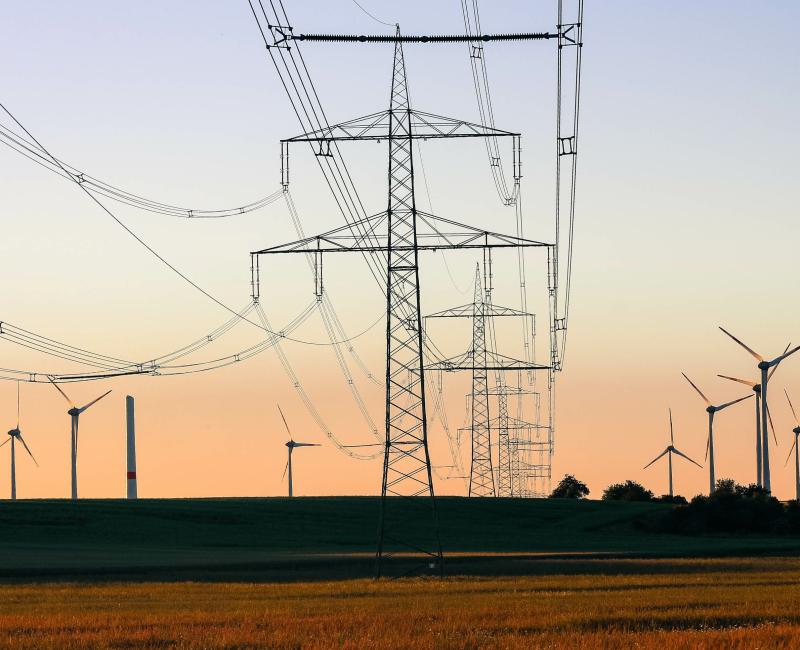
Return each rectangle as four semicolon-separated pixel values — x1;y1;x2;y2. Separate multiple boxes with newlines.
1;557;800;649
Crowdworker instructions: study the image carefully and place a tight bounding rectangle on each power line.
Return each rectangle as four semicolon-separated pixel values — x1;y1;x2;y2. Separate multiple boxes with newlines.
348;0;395;28
0;100;384;349
0;122;283;219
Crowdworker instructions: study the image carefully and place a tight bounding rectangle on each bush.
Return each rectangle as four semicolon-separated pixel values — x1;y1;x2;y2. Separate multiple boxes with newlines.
602;480;654;502
657;494;688;505
549;475;590;499
657;478;794;534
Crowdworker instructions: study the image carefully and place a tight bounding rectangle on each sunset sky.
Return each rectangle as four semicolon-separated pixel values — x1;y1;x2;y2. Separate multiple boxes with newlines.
1;1;799;501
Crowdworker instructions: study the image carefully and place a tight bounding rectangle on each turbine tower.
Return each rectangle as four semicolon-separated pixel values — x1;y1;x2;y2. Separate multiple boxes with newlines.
49;379;111;499
643;408;701;498
719;327;800;492
785;390;800;502
682;373;750;495
2;384;37;499
717;363;783;485
277;405;319;497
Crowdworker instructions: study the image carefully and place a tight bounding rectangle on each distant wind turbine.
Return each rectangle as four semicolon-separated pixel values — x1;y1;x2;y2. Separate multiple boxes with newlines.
49;378;111;500
643;409;701;498
1;383;38;500
682;373;751;495
784;390;800;502
717;359;784;486
277;405;320;497
719;327;800;493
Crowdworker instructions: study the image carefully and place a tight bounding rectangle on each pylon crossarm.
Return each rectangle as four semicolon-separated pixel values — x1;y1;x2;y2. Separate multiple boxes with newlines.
427;303;534;319
427;350;550;372
283;109;518;143
251;210;550;256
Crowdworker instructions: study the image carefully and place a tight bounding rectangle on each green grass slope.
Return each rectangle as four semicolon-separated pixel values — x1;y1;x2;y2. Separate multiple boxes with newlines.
0;497;797;581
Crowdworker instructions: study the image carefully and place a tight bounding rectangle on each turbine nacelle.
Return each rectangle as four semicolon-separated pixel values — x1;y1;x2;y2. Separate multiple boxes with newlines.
7;428;21;437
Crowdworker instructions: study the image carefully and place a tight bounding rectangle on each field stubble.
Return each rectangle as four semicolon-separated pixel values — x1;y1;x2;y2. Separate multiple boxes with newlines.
1;557;800;649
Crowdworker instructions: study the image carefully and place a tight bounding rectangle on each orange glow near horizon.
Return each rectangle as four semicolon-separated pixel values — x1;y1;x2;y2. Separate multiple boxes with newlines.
2;2;800;502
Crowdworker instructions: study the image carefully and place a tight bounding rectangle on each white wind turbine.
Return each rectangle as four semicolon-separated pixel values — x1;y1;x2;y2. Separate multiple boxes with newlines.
49;379;111;500
643;409;701;498
682;373;751;495
784;390;800;502
277;405;320;497
1;383;38;499
719;327;800;493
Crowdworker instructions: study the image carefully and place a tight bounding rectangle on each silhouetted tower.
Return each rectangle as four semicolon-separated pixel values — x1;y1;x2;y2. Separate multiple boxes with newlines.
251;22;560;576
496;381;513;496
377;30;442;572
469;265;494;497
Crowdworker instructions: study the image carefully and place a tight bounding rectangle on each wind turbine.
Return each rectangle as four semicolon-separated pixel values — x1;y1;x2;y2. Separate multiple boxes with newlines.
719;327;800;493
49;378;111;500
643;408;701;498
682;373;751;495
785;389;800;502
277;405;319;497
717;357;784;486
1;383;38;500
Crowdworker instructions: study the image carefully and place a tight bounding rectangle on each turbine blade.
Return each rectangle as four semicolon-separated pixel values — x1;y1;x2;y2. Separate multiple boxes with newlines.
17;435;38;467
48;377;74;407
785;389;799;427
78;389;112;413
768;343;792;379
0;437;9;450
281;460;289;481
669;408;674;446
771;343;800;368
767;402;778;446
643;448;669;469
719;326;763;361
682;373;711;406
293;442;320;447
785;436;797;467
716;393;752;411
717;374;756;388
705;431;710;462
672;447;702;468
277;404;292;439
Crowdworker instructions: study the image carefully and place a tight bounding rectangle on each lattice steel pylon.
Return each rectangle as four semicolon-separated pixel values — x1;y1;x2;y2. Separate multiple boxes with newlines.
377;30;442;575
496;379;513;496
251;25;557;577
427;263;547;498
469;265;494;497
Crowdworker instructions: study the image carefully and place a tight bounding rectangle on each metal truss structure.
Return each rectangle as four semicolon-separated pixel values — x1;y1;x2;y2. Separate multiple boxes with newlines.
251;27;552;576
426;262;547;497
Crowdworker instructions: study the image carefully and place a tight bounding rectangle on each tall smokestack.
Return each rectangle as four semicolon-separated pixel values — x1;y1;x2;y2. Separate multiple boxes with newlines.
126;395;138;499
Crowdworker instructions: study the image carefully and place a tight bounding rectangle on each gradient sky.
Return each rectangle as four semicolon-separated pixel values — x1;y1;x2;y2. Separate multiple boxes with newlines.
1;1;799;501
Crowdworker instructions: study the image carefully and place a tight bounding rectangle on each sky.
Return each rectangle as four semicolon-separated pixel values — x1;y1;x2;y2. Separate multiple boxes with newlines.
1;1;799;501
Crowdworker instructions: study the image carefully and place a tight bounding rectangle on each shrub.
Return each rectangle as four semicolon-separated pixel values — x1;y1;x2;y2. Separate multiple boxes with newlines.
602;480;654;502
549;475;590;499
658;479;792;534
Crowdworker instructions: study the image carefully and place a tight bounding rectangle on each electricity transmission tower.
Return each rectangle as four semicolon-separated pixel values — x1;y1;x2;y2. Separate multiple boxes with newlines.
250;26;552;575
427;260;547;497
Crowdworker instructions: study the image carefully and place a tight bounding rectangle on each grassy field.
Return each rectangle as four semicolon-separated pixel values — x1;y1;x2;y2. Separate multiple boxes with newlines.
2;557;800;648
2;499;800;647
1;497;799;581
